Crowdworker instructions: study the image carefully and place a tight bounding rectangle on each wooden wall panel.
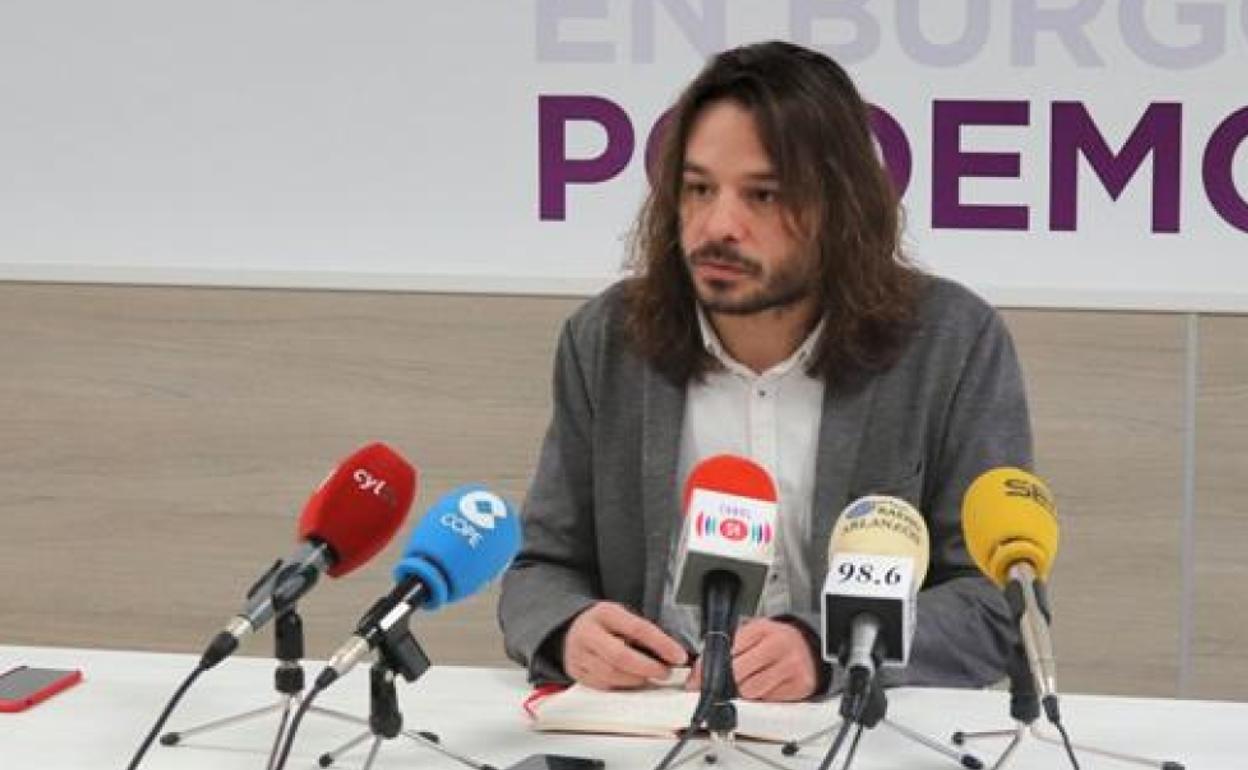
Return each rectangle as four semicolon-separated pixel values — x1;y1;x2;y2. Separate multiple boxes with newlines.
2;283;1244;700
1192;314;1248;700
0;283;579;666
1004;310;1186;697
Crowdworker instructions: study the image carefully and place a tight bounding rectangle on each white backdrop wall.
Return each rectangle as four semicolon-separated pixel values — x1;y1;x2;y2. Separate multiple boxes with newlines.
1;1;1245;310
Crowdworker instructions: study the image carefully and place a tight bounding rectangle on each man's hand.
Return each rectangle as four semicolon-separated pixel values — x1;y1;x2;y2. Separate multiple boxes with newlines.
562;601;689;690
686;618;818;702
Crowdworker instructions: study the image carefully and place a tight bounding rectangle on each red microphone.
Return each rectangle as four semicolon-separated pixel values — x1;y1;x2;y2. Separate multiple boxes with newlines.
200;442;417;669
299;442;416;577
674;454;779;613
673;455;778;724
681;454;778;508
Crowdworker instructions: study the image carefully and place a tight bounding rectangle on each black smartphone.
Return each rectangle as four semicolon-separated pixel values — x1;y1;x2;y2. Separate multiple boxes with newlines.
0;666;83;712
506;754;606;770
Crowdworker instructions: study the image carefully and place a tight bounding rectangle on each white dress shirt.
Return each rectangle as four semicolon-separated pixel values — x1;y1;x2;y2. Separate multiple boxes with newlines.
660;307;826;648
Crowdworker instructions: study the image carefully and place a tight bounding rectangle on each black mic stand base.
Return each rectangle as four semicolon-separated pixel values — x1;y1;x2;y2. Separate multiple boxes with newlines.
782;677;983;770
664;732;794;770
158;696;352;746
782;717;983;768
315;721;491;770
956;635;1186;770
160;609;333;770
313;662;496;770
315;714;492;770
951;722;1185;770
657;701;794;770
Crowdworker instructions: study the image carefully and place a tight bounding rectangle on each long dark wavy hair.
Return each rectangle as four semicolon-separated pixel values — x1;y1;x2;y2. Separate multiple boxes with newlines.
625;41;922;390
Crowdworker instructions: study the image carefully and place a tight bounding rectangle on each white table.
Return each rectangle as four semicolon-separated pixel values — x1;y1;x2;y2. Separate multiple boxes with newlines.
0;644;1239;769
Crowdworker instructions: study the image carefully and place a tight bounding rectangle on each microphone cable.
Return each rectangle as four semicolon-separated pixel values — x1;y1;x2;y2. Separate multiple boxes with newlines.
124;663;208;770
814;718;856;770
653;623;735;770
841;721;868;768
815;668;873;770
652;653;721;770
1053;720;1081;770
653;716;701;770
1043;695;1081;770
270;680;328;770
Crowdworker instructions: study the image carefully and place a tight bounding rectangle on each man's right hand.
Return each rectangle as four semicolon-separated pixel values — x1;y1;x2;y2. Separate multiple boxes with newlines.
562;601;688;690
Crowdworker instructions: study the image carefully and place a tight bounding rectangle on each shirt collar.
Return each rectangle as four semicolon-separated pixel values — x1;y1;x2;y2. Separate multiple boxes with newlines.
695;304;825;379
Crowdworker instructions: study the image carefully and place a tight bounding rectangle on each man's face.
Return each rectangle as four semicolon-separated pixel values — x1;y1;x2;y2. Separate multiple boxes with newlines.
679;100;816;316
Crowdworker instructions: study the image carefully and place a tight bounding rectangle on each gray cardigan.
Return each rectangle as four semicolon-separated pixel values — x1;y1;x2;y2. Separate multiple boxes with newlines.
499;275;1030;690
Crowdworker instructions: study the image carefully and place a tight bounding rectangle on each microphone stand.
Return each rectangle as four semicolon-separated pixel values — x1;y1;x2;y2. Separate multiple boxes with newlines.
781;669;984;770
159;608;364;770
949;579;1185;770
652;671;793;770
313;623;495;770
653;576;793;770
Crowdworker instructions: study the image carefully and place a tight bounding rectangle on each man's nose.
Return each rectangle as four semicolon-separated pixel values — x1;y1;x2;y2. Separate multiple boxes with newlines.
703;192;748;242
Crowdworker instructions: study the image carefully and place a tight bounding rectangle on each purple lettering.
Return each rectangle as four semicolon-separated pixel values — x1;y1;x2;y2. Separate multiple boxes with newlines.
932;100;1030;230
539;95;635;221
1050;102;1182;233
869;105;913;196
1203;107;1248;233
644;108;675;185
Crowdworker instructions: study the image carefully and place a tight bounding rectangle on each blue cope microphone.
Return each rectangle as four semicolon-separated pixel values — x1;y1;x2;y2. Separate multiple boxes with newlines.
315;484;521;688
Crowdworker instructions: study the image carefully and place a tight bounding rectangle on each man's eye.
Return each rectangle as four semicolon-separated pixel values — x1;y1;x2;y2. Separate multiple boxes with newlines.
750;188;780;204
682;181;712;198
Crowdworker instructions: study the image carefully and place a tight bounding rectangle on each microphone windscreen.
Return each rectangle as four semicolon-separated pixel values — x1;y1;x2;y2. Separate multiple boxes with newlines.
962;467;1059;586
299;442;418;577
392;484;520;611
675;455;778;612
829;496;931;585
682;454;778;511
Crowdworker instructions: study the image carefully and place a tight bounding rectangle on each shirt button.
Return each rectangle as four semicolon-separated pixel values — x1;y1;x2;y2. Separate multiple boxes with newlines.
769;573;779;582
757;389;767;397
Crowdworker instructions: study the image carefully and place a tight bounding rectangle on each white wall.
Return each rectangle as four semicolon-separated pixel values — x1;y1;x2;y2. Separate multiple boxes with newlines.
1;1;1245;309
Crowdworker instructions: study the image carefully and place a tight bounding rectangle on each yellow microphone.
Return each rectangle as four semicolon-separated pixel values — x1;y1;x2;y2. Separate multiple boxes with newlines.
963;468;1058;586
962;467;1063;723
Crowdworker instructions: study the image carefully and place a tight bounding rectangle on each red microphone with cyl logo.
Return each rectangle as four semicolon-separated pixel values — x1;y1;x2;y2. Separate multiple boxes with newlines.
672;454;778;726
201;442;418;670
125;443;417;770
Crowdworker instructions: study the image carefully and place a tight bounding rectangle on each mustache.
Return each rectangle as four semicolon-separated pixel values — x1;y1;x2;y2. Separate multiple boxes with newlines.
686;242;762;275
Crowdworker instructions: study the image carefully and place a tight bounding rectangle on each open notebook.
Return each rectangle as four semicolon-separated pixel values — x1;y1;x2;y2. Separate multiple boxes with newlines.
526;668;836;743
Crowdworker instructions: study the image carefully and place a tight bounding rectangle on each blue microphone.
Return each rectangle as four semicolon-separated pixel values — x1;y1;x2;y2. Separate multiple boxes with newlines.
316;484;520;687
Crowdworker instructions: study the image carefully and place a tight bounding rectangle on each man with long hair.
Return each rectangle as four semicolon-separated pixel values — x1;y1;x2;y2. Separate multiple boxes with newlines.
500;41;1029;702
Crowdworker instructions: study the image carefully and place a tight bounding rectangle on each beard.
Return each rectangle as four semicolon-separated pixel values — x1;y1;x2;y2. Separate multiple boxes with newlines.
685;241;815;316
